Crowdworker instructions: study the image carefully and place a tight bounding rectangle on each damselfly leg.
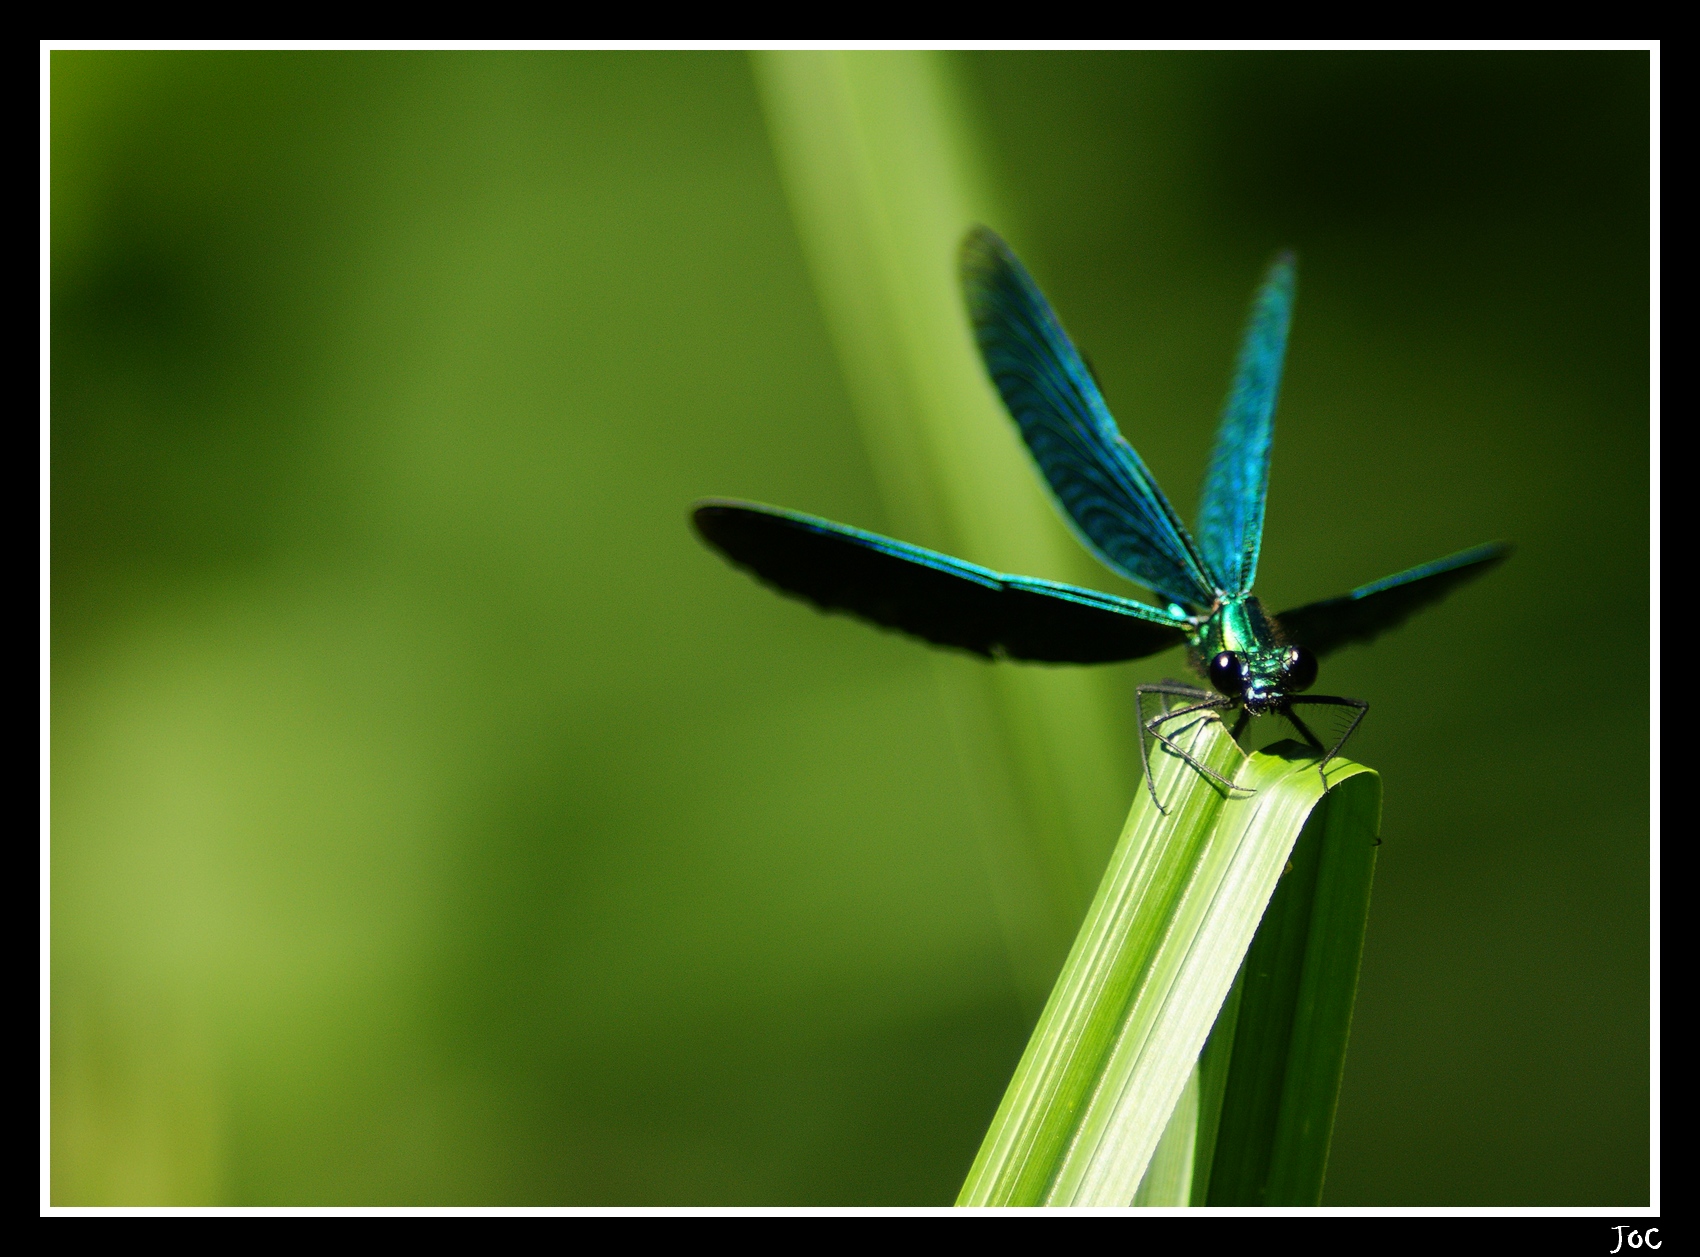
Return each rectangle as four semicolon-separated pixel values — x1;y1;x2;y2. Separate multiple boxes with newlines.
1284;694;1370;787
1134;683;1247;814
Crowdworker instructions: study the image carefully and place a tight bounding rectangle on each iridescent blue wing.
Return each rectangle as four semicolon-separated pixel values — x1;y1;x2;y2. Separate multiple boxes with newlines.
960;228;1219;612
1275;542;1512;658
1196;253;1296;595
694;500;1189;664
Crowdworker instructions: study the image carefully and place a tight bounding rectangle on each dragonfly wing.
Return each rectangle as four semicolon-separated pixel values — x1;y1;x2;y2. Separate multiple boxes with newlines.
1196;253;1296;594
960;228;1218;611
1274;542;1512;658
694;500;1190;664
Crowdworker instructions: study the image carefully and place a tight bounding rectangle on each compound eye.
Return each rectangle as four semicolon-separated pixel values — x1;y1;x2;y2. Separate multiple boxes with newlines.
1208;651;1246;696
1282;645;1318;693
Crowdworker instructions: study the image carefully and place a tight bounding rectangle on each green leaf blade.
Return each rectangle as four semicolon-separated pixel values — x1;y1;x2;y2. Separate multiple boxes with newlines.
958;715;1242;1205
958;721;1378;1207
1271;772;1382;1199
1205;768;1382;1205
1131;1065;1200;1206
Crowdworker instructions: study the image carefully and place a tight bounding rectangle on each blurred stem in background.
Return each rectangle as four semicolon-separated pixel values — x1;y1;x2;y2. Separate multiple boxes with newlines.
752;50;1135;1009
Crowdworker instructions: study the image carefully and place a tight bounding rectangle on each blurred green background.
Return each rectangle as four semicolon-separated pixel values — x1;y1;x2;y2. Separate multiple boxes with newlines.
50;50;1648;1205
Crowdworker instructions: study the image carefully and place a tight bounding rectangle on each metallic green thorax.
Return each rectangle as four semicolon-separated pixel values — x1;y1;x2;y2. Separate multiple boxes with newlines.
1190;596;1288;713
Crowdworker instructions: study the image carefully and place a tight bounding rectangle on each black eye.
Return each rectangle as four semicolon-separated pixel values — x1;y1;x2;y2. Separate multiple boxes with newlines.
1281;645;1318;692
1208;651;1245;696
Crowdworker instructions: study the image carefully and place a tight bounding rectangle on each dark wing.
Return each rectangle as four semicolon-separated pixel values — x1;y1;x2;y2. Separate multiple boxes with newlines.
1195;253;1295;595
694;500;1189;664
960;227;1219;611
1275;543;1512;658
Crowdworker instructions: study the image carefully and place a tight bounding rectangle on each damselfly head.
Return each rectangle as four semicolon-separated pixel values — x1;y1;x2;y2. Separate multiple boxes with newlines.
1208;643;1318;713
1210;648;1279;711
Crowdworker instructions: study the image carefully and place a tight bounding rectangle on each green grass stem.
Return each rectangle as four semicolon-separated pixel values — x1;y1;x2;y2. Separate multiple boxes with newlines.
1199;758;1382;1204
957;718;1380;1206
